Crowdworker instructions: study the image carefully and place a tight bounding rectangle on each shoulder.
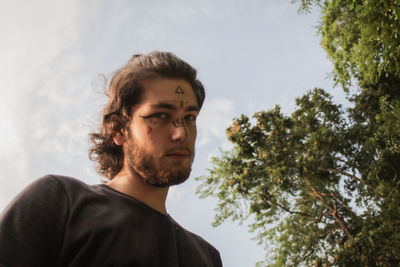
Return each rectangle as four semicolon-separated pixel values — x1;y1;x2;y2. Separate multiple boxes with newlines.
1;175;77;217
20;174;86;191
6;175;70;206
0;175;88;267
35;174;87;187
3;175;92;213
174;221;222;265
185;228;217;251
27;174;94;194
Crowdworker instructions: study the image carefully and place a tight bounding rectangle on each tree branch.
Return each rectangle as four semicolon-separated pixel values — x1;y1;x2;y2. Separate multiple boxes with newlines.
320;167;362;182
306;179;352;239
249;190;315;218
319;167;384;198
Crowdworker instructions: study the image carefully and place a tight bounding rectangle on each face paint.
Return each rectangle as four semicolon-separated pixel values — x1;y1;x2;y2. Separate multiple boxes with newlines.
173;119;184;128
123;78;198;187
175;86;184;94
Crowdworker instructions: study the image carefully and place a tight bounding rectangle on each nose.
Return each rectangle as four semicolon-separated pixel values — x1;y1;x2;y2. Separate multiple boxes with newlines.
171;119;188;143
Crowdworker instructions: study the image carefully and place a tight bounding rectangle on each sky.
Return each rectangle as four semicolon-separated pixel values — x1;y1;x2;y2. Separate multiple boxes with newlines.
0;0;348;266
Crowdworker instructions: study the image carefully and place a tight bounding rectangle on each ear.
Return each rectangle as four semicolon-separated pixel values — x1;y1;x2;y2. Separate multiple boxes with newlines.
113;129;126;146
109;114;127;146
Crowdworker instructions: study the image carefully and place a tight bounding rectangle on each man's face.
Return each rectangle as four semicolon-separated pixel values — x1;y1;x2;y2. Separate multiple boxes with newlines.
124;78;199;187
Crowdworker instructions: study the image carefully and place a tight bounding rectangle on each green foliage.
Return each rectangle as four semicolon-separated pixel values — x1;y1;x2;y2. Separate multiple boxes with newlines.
197;88;400;266
376;97;400;154
197;1;400;266
291;0;323;14
295;0;400;90
198;89;355;265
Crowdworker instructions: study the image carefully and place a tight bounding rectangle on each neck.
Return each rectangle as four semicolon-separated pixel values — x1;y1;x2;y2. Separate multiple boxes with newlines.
106;169;169;214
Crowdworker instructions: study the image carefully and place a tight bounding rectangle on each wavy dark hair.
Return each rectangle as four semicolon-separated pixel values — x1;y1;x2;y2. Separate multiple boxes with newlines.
89;51;205;180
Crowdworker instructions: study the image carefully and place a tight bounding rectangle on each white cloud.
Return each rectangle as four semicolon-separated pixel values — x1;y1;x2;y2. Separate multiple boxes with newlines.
0;1;335;265
0;0;88;209
197;97;235;147
262;1;296;22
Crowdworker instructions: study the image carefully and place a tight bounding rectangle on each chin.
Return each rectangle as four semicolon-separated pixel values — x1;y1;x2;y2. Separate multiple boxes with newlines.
138;164;192;188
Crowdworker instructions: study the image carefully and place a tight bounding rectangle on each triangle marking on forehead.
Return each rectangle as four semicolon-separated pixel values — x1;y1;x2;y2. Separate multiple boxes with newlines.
175;86;184;94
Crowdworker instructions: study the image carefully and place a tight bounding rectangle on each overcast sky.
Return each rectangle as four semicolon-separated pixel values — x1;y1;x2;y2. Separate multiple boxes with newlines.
0;0;347;266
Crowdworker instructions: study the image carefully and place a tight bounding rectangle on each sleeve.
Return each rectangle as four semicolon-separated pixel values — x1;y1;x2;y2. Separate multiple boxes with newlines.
0;175;69;267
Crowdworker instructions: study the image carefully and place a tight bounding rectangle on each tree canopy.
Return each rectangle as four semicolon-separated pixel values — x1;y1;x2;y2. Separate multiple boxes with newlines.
295;0;400;90
196;1;400;266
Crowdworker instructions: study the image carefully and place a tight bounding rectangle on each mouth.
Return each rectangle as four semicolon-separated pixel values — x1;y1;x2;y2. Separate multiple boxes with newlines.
165;149;192;160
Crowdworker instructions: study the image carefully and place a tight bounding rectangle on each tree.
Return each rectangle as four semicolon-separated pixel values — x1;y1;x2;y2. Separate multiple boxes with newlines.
196;1;400;266
295;0;400;90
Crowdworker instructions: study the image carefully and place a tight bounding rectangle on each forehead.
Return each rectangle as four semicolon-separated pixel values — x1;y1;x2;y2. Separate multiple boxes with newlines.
140;78;197;105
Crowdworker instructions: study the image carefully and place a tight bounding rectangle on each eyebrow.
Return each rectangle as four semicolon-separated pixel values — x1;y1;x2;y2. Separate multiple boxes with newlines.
150;102;200;112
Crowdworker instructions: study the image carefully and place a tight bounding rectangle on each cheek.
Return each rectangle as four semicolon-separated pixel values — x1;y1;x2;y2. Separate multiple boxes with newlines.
143;125;164;144
188;124;197;139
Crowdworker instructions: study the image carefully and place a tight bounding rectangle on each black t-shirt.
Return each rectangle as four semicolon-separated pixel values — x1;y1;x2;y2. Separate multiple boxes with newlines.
0;175;222;267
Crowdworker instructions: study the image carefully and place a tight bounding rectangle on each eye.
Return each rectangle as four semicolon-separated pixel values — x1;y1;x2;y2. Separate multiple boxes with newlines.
185;114;197;121
140;113;168;120
153;113;168;119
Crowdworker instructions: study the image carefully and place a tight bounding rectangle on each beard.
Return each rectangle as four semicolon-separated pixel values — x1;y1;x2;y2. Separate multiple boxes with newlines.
124;136;194;187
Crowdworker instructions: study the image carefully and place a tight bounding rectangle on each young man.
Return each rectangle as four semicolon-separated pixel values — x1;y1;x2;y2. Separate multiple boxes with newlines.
0;51;223;267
